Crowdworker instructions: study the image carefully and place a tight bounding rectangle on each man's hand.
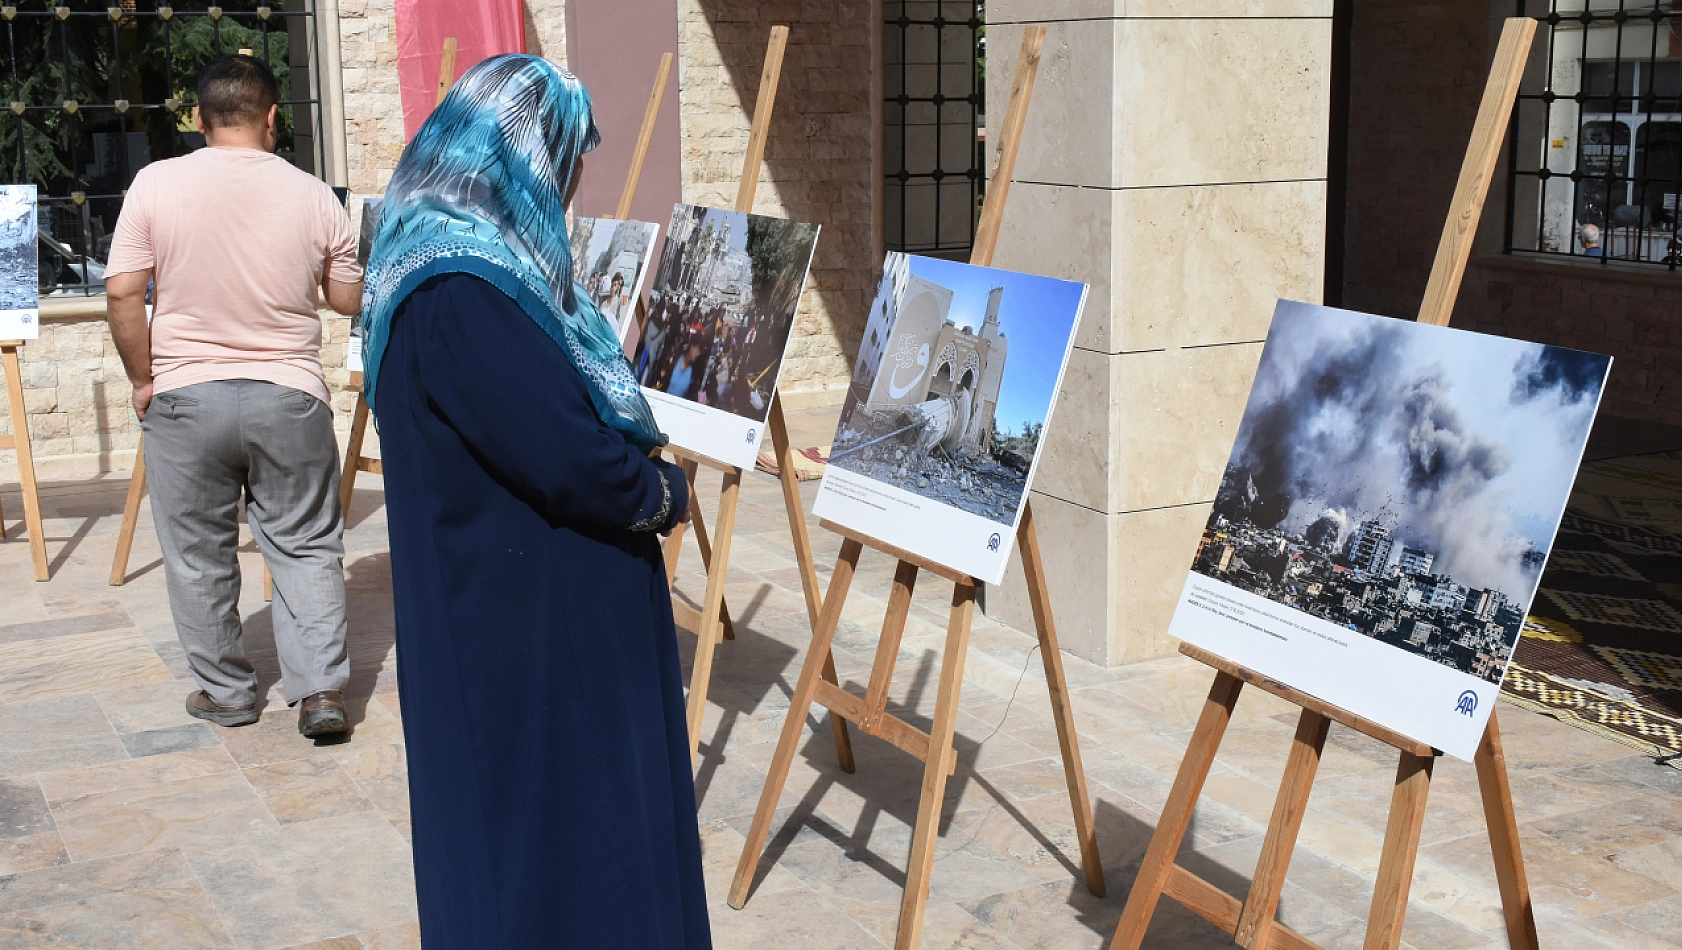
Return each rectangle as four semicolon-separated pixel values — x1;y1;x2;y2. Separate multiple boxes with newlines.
131;380;154;420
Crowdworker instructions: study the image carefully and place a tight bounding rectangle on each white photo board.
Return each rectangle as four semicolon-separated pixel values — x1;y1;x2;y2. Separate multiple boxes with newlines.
632;204;819;470
1168;300;1610;760
0;185;39;341
813;252;1087;585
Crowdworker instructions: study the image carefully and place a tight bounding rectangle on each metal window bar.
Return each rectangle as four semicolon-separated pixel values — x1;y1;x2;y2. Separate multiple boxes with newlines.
884;0;984;261
2;2;327;297
1509;0;1682;270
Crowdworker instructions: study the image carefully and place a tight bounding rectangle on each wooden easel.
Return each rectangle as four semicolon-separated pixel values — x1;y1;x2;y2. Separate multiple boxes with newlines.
334;37;461;519
650;26;858;773
727;27;1105;950
1;341;49;580
1107;19;1541;950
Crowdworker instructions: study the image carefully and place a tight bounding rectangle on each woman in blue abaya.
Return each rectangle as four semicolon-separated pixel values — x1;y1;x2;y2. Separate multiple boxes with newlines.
359;56;711;949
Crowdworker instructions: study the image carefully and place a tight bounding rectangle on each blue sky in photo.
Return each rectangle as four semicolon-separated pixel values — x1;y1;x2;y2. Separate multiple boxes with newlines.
906;255;1087;437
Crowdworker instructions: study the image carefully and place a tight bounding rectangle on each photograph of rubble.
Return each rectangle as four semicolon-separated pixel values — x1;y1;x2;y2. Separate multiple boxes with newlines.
1187;301;1609;687
0;185;38;340
814;252;1086;584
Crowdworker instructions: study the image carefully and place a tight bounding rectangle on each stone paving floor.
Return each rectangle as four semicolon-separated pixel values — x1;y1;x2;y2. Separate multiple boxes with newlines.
0;409;1678;949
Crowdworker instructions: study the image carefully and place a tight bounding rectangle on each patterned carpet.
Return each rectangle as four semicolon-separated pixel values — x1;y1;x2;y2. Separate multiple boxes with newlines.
1503;451;1682;769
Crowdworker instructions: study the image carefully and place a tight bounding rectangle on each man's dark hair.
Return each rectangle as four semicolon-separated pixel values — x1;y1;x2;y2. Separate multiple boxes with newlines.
197;55;280;130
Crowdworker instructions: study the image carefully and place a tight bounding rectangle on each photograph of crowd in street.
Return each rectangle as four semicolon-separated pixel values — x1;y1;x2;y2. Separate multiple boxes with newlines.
568;215;658;341
633;204;819;423
1192;302;1610;684
822;252;1086;527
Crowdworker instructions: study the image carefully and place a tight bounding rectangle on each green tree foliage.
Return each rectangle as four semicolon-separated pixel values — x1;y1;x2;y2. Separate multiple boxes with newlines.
0;4;296;191
744;217;816;315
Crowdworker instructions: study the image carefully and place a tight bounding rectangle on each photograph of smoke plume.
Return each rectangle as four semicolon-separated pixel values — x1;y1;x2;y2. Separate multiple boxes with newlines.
1194;301;1610;685
633;204;818;424
568;216;658;342
821;252;1086;530
0;185;38;340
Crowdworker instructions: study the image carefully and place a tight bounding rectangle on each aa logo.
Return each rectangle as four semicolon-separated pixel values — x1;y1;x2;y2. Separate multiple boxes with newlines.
1455;690;1479;717
986;533;1002;552
745;429;756;442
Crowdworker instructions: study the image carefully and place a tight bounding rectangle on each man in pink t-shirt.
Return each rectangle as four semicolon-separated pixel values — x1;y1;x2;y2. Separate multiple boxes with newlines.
105;55;363;737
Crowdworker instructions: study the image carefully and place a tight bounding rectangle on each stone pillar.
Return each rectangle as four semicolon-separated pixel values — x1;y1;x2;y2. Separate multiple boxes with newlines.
985;3;1332;666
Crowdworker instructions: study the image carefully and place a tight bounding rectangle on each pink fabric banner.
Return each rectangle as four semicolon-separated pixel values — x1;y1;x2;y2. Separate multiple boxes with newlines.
395;0;526;141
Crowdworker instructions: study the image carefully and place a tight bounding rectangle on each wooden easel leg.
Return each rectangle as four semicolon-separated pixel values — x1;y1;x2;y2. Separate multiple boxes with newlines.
685;468;741;764
2;345;48;581
663;457;699;586
1236;710;1331;948
894;581;977;950
1017;503;1105;896
1109;672;1246;950
685;478;735;641
730;537;864;909
262;564;273;603
1363;752;1436;950
338;393;372;521
1476;710;1540;950
769;394;855;771
109;435;148;586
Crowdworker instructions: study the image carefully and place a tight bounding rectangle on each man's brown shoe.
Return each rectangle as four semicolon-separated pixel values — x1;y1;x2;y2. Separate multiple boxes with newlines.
184;690;259;728
298;690;348;737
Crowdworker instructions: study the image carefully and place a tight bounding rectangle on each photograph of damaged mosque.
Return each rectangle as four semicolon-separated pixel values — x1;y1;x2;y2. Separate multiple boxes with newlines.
633;204;818;423
1194;301;1610;684
0;185;38;341
826;252;1086;526
569;215;659;342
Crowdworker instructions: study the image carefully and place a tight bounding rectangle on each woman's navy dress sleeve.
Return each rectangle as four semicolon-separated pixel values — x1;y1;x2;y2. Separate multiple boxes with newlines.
372;273;710;950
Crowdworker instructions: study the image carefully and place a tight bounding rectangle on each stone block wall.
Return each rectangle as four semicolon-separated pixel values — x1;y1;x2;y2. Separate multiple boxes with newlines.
675;0;878;405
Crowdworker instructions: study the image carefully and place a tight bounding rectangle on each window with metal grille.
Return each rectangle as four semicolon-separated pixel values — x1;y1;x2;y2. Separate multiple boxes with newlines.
1508;1;1682;268
1;1;330;297
883;0;984;261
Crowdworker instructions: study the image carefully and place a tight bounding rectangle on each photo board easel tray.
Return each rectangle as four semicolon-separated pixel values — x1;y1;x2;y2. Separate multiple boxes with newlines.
724;27;1108;950
1108;18;1544;950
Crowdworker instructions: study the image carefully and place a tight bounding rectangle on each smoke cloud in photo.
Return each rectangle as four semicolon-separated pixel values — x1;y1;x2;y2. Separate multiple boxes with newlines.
1215;302;1609;604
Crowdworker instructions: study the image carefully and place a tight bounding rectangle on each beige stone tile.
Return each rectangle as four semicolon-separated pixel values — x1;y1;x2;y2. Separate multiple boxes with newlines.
284;938;362;950
709;884;886;949
0;847;191;913
989;492;1114;666
185;810;416;950
245;758;376;825
49;769;275;861
356;921;421;950
0;628;174;702
0;880;236;949
0;835;67;877
1113;344;1264;512
1118;18;1331;188
330;742;410;838
38;746;238;802
698;818;803;904
1426;831;1676;918
1526;795;1682;859
1033;346;1111;514
984;20;1119;189
1112;505;1212;665
1610;836;1682;891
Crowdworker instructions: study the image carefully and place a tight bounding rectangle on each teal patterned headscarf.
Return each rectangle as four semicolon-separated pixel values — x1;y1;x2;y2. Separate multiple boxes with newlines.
359;54;663;452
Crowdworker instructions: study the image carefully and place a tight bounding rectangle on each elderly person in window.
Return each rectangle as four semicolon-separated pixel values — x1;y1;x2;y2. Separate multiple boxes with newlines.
357;56;710;948
1578;223;1605;257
